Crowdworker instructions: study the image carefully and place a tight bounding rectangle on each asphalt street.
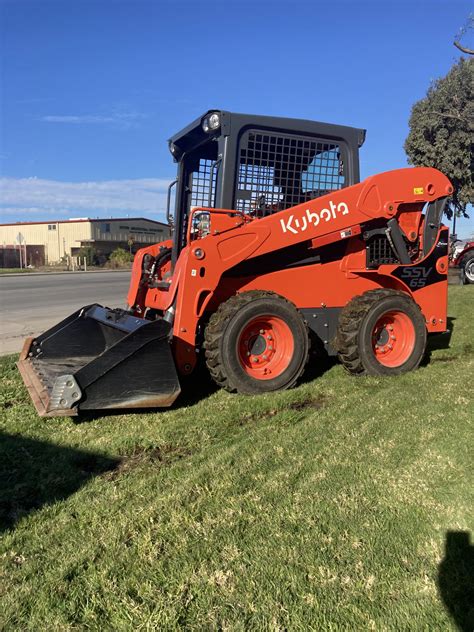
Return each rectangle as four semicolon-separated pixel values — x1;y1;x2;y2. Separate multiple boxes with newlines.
0;271;131;354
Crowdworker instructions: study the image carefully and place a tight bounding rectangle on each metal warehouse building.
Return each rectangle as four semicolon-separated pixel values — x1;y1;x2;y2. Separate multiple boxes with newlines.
0;217;170;267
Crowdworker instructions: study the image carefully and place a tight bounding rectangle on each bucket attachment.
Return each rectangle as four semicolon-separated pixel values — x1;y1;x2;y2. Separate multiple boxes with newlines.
17;305;181;417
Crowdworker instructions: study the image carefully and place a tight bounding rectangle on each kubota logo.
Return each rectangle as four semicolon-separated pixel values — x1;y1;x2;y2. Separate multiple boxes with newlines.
280;201;349;235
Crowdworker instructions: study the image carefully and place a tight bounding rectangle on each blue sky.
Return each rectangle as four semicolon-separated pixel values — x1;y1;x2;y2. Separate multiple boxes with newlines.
1;0;473;237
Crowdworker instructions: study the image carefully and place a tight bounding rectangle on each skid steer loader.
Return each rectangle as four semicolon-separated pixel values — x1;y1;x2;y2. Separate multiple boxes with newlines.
18;110;452;417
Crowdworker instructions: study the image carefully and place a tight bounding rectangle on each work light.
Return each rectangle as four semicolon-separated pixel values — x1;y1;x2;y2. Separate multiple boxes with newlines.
202;112;221;133
208;113;220;130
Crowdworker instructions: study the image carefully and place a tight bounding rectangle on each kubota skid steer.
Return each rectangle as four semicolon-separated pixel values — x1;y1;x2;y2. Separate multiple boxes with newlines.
18;111;452;417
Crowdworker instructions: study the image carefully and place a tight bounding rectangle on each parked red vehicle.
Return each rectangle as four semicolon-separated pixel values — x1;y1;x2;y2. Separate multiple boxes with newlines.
451;240;474;284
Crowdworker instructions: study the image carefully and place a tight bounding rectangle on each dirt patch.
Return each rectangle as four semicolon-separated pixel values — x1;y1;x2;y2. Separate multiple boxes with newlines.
103;444;191;480
239;394;327;425
287;394;326;411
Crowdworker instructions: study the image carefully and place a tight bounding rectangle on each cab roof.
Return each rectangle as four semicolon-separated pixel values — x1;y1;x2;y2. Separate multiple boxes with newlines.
168;110;366;158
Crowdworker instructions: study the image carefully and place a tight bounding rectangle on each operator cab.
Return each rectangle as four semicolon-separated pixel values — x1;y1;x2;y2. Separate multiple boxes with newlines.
167;110;366;263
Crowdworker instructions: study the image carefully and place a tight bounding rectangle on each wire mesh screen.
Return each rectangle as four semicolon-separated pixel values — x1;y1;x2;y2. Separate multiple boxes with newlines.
367;236;399;267
236;130;345;215
191;159;217;208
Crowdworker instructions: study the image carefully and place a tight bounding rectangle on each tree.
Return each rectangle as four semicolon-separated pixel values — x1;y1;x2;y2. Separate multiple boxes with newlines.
76;245;97;266
108;247;133;268
454;14;473;55
404;58;473;220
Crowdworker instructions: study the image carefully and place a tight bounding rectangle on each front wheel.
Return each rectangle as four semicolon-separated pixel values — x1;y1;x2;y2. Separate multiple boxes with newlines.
336;289;427;376
204;291;309;394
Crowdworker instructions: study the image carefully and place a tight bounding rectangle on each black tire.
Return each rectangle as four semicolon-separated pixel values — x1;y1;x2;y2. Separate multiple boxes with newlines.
335;289;427;376
204;291;309;394
460;253;474;284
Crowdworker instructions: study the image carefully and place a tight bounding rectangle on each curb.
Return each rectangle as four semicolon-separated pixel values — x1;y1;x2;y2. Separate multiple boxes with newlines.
0;269;131;278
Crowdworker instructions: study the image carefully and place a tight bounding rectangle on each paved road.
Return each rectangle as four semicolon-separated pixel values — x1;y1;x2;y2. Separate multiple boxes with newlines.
0;271;131;354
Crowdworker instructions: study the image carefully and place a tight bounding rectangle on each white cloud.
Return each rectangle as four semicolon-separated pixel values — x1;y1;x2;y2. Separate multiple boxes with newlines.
0;206;60;215
42;115;118;124
39;111;146;129
0;176;172;221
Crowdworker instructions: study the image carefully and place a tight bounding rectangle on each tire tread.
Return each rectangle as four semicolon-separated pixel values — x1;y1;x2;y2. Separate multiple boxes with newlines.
204;291;309;393
335;289;424;375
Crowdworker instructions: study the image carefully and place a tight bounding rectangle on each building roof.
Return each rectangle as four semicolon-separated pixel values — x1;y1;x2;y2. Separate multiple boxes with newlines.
0;217;169;228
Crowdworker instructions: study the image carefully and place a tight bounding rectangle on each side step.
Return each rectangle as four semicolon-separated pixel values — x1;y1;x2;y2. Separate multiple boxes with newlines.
17;305;181;417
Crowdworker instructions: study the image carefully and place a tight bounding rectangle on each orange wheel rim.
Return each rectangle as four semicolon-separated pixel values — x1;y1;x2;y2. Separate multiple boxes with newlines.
238;315;294;380
372;310;416;368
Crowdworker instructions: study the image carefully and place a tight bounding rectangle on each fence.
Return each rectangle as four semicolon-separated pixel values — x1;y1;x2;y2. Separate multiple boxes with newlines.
0;245;45;268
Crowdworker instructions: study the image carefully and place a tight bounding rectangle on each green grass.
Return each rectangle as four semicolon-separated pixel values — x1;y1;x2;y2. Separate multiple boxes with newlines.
1;286;473;630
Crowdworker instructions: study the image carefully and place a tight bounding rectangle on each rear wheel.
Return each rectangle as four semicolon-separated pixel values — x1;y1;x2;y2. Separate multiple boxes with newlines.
204;291;309;394
461;253;474;284
336;289;427;376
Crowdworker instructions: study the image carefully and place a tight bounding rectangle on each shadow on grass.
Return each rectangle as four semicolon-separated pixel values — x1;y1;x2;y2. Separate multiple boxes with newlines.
74;350;334;423
421;316;455;366
0;431;120;532
74;362;219;423
438;531;474;632
302;355;337;384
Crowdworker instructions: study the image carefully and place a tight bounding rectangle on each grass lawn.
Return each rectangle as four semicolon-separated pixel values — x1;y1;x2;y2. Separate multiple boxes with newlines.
1;286;473;630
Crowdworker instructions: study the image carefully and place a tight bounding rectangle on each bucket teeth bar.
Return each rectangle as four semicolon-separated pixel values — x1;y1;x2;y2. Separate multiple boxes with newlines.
17;305;181;417
18;339;79;417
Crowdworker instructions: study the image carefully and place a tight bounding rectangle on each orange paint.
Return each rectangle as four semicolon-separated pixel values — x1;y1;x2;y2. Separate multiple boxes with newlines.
127;167;451;374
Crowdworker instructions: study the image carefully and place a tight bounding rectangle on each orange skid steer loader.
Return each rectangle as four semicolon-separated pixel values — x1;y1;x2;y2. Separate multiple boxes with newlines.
18;111;452;417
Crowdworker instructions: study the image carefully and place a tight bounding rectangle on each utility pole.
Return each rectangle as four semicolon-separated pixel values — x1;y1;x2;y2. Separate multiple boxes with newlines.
17;232;24;269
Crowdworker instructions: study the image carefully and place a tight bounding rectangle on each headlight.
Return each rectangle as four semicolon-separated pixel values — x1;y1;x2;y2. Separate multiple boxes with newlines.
208;112;220;130
168;141;183;161
202;112;221;133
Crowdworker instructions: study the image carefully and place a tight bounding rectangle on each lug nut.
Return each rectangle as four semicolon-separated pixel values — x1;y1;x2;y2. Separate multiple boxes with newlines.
259;329;265;334
267;335;272;340
262;354;268;360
